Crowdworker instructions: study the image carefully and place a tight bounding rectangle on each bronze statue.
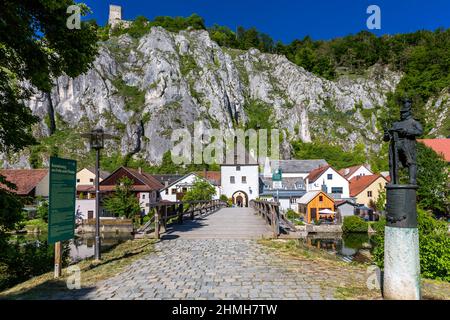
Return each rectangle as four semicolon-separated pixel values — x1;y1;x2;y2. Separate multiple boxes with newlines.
383;99;423;185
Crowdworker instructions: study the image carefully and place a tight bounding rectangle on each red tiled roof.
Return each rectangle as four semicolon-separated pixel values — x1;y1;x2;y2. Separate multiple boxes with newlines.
306;165;330;183
418;139;450;162
349;174;386;197
195;171;221;186
125;168;164;190
0;169;48;195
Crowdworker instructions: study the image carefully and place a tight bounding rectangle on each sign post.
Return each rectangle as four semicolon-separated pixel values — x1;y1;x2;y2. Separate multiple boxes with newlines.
48;157;77;278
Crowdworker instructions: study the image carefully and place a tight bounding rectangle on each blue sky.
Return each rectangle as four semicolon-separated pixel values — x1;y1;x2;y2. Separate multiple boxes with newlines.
81;0;450;43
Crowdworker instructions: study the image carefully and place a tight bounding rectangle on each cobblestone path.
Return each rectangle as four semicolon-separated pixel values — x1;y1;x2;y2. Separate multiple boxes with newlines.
61;208;369;300
83;239;338;300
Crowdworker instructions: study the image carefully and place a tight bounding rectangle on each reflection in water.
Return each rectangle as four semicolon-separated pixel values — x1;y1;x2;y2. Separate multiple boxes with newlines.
299;233;375;263
11;233;133;263
70;233;133;262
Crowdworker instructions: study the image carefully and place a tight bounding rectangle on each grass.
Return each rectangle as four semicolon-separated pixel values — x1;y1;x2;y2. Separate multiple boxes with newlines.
0;239;156;300
23;219;48;233
259;239;450;300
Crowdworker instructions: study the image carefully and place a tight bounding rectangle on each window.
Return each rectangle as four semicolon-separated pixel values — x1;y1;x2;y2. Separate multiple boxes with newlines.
90;178;94;183
182;187;188;192
230;176;235;184
76;179;80;183
142;194;146;199
165;189;169;195
331;187;343;194
327;174;333;180
319;196;323;202
171;188;177;195
236;165;241;171
367;191;373;197
242;176;247;183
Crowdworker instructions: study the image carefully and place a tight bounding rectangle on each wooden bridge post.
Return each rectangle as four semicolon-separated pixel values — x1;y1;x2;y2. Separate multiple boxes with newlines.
161;205;168;233
271;205;278;238
154;206;160;239
178;203;184;224
190;202;195;220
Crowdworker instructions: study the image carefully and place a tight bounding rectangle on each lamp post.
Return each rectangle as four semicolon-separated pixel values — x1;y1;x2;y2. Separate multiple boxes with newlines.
81;127;114;261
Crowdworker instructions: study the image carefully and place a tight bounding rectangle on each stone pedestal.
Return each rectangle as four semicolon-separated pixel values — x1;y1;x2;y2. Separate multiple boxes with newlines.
383;227;421;300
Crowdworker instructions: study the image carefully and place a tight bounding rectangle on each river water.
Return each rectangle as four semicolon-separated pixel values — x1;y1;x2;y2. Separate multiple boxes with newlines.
299;232;377;263
9;233;133;263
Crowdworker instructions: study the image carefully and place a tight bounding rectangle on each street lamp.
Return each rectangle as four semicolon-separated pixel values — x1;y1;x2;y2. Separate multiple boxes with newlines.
81;127;114;261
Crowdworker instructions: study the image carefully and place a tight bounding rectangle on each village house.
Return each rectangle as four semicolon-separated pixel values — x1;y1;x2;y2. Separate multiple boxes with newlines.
334;199;357;222
75;167;163;220
160;172;220;202
0;169;49;200
152;174;184;189
221;150;259;207
297;191;335;224
76;168;110;199
259;158;327;212
338;164;373;180
305;165;350;199
349;174;388;208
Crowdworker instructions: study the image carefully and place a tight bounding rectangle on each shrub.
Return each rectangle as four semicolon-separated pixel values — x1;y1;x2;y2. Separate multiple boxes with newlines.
342;216;368;233
373;209;450;281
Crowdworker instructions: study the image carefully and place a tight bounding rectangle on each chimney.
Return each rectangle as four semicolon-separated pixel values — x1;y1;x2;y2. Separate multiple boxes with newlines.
138;167;142;174
165;181;169;188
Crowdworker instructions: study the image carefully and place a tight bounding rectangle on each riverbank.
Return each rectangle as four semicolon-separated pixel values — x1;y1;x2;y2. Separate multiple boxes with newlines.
259;239;450;300
0;238;155;300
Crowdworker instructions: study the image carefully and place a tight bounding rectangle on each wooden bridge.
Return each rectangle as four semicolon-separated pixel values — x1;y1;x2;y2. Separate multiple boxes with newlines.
136;199;298;240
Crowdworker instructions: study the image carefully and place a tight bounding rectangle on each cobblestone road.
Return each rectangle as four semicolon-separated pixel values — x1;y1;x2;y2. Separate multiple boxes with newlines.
62;208;368;300
83;239;338;300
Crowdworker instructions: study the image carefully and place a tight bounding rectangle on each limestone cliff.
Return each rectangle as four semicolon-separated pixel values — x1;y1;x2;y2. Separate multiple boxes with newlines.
3;27;405;168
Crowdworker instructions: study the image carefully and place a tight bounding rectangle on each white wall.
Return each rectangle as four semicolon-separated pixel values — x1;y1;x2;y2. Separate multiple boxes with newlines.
347;166;372;180
35;173;49;197
307;167;349;198
221;165;259;201
160;174;220;202
75;199;96;220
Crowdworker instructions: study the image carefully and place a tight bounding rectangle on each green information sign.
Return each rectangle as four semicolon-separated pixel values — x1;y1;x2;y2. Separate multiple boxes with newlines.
48;157;77;244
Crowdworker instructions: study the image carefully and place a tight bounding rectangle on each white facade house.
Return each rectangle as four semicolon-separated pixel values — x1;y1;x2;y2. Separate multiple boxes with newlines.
306;166;350;199
339;165;373;181
160;173;220;202
221;164;259;207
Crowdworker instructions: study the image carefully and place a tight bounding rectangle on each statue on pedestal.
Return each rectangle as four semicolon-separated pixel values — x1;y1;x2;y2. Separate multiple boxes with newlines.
382;98;422;300
383;99;423;185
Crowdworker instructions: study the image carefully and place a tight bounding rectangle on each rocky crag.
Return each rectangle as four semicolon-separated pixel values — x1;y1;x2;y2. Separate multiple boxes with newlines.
3;27;417;168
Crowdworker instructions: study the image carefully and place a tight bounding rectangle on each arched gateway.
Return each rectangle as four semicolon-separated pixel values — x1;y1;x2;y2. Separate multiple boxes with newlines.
232;190;248;207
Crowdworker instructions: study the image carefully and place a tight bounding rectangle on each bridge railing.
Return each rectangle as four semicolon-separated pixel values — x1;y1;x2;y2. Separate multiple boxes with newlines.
137;199;228;239
249;199;299;238
249;199;281;238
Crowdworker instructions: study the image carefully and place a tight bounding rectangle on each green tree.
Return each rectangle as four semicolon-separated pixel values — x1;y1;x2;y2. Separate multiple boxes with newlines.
375;183;387;212
37;200;49;223
183;178;216;202
415;143;449;216
0;0;99;260
373;209;450;281
103;177;142;219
